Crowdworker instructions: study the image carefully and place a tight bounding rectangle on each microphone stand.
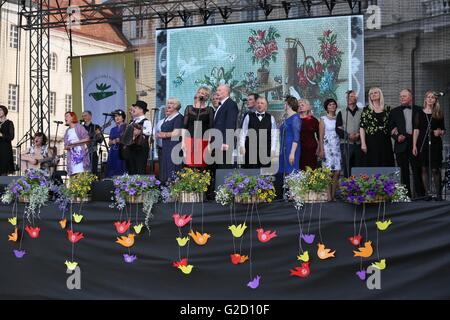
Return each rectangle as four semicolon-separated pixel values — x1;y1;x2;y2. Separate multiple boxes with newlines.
281;113;288;201
236;99;247;169
343;105;350;178
148;108;159;175
15;129;33;173
419;113;433;199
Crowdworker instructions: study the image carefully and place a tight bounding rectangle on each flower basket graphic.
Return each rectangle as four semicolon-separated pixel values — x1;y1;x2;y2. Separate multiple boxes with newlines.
89;83;116;101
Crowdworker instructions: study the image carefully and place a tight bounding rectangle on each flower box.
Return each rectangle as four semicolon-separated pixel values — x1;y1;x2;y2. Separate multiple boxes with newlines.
301;191;328;203
179;192;203;203
126;195;144;204
71;195;91;204
19;196;30;203
235;195;259;204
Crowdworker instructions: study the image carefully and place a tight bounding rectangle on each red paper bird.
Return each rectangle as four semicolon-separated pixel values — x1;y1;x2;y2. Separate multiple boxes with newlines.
67;229;84;244
172;258;188;268
256;228;277;243
348;235;363;246
114;220;131;234
25;225;40;239
230;253;249;265
172;213;193;228
290;262;310;278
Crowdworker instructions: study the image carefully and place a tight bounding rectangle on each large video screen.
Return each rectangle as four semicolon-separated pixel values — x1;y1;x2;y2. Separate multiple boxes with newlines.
156;15;364;121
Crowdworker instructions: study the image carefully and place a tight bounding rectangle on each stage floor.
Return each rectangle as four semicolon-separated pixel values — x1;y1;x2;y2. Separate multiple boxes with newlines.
1;201;449;299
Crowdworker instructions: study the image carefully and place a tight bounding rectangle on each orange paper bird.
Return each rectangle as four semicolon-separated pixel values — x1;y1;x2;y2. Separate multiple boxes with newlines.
353;240;373;258
317;243;336;259
59;218;67;229
188;230;211;246
116;233;135;248
8;228;18;242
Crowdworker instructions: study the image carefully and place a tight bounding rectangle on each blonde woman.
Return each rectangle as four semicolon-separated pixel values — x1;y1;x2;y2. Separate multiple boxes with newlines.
360;87;394;167
412;91;445;200
298;99;319;170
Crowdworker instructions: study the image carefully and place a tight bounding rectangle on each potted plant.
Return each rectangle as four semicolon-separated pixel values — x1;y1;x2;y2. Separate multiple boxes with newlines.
170;168;211;203
284;167;331;203
66;172;98;203
247;26;280;84
339;174;398;205
216;172;276;205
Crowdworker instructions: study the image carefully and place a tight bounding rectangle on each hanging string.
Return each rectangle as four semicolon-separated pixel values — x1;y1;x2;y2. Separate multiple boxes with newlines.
248;201;254;280
318;201;323;243
306;202;314;234
296;206;305;254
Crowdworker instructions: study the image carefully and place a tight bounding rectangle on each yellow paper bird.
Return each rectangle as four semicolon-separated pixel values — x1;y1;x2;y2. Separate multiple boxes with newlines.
317;243;336;260
188;230;211;246
178;264;194;274
297;251;309;262
8;228;18;242
116;234;136;248
8;217;17;226
59;218;67;229
73;213;83;223
353;241;373;258
133;223;143;234
228;223;247;238
371;259;386;270
376;220;392;231
65;261;78;271
176;237;190;247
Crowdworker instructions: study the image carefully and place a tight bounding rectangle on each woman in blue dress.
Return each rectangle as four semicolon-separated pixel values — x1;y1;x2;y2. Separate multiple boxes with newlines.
279;96;302;175
106;109;127;177
158;98;184;183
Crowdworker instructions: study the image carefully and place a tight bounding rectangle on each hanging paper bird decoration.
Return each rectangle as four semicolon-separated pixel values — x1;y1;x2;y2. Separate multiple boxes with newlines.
353;240;373;258
67;229;84;244
290;262;310;278
256;228;277;243
371;259;386;270
65;260;78;271
133;223;144;234
59;218;67;229
376;220;392;231
301;233;315;244
228;223;247;238
230;253;249;265
13;249;26;258
188;230;211;245
8;228;18;242
73;213;83;223
123;254;138;263
173;213;193;228
317;243;336;259
178;265;194;274
25;225;40;239
348;234;363;246
172;258;188;268
247;275;261;289
176;237;190;247
116;233;135;248
356;270;366;281
8;217;17;226
297;251;309;262
114;220;131;234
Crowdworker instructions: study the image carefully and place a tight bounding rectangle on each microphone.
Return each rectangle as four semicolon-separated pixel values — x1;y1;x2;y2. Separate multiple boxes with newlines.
53;120;63;124
151;107;159;110
433;91;445;97
102;112;116;116
242;98;248;102
79;120;85;124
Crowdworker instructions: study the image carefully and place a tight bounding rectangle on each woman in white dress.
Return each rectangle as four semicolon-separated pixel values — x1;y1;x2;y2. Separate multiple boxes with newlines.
319;98;341;201
64;112;90;176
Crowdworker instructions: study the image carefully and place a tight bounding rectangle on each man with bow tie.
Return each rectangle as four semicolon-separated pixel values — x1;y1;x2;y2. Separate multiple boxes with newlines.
239;97;277;169
389;89;424;198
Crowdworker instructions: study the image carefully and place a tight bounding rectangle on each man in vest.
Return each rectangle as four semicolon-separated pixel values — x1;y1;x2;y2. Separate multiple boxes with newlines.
335;90;362;177
239;97;277;169
126;100;153;174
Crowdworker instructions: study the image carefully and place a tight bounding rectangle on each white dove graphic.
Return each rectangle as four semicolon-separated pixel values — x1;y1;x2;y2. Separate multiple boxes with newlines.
176;51;204;79
204;33;237;63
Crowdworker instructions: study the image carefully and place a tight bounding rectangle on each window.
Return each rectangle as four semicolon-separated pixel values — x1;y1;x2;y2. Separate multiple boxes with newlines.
134;59;140;79
50;92;56;114
50;52;57;71
8;84;18;111
9;25;19;49
136;20;144;39
66;57;72;73
65;94;72;112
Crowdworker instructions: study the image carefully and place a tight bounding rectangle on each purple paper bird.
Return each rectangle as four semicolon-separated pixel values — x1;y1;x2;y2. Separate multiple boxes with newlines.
356;270;366;281
13;249;26;258
247;275;261;289
123;254;137;263
301;233;315;244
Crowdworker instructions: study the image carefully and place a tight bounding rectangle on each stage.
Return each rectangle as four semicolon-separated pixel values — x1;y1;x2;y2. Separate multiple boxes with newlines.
1;201;449;299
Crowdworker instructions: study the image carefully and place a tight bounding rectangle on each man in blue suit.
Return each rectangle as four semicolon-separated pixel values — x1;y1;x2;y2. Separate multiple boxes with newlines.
213;84;239;167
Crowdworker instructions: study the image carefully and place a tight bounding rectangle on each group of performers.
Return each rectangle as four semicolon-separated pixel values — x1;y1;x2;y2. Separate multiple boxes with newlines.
0;85;446;200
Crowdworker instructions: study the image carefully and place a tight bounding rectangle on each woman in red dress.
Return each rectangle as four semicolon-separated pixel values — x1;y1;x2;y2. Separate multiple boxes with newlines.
298;99;319;170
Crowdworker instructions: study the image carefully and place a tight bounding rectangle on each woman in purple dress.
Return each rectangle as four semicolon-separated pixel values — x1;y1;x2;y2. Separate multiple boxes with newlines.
106;110;127;177
64;112;90;176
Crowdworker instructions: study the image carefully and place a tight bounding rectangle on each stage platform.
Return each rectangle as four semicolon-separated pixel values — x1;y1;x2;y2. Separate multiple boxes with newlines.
1;201;449;299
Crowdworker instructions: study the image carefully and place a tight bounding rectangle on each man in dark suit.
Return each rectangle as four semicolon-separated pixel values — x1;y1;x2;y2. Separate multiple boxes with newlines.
213;84;239;168
82;111;103;176
389;89;424;198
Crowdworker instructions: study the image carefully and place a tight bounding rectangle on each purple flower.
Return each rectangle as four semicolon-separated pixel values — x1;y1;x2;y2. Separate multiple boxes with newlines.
129;188;137;196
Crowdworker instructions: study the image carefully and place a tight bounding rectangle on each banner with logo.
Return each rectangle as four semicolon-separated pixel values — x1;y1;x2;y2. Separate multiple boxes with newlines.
72;51;136;134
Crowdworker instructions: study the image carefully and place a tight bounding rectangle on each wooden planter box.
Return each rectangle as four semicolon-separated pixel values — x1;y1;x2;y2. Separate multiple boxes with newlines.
235;195;263;204
71;195;92;204
179;192;203;203
296;191;328;203
126;195;144;204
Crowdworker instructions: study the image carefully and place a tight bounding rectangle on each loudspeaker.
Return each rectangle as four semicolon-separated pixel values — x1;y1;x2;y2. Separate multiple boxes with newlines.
351;167;401;183
91;179;114;202
215;168;262;190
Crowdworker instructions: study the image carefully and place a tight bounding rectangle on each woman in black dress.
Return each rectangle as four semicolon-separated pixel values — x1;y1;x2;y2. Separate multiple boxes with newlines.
157;98;183;183
413;91;445;200
0;105;15;175
182;86;214;168
360;87;394;167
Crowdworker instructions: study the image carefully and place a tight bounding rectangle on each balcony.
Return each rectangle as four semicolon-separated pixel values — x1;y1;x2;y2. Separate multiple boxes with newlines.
421;0;450;16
